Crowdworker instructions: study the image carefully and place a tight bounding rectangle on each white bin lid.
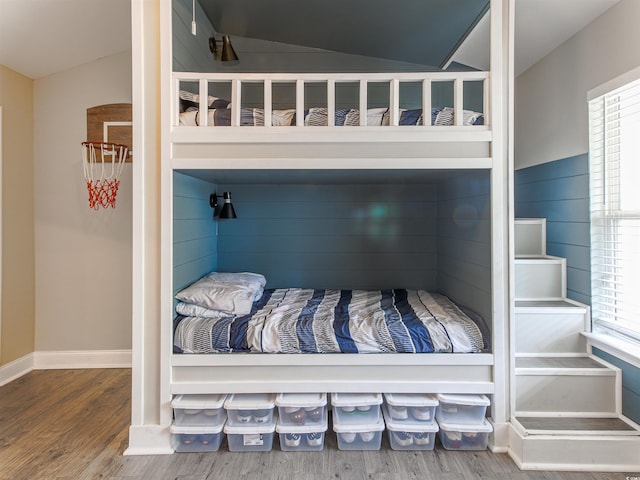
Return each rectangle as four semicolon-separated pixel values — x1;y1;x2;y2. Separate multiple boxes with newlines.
382;405;438;433
332;414;385;433
171;393;227;409
170;413;226;434
384;393;438;407
276;417;328;434
330;392;382;407
224;393;276;410
224;417;277;435
437;417;493;433
275;392;327;408
436;393;490;407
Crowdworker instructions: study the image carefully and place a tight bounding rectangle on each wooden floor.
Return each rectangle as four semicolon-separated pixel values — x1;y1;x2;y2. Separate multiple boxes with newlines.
0;369;632;480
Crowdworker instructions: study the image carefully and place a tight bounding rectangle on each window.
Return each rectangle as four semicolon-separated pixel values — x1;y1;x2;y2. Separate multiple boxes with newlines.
588;67;640;342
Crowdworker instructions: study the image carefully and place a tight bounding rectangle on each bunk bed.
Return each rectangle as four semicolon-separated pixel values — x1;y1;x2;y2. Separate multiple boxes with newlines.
166;70;497;396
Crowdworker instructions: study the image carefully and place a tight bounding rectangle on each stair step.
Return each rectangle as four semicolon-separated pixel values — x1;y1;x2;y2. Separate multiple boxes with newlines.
515;218;546;256
515;256;566;300
515;299;589;311
515;356;607;370
515;301;589;354
509;421;640;471
515;355;619;414
515;416;640;436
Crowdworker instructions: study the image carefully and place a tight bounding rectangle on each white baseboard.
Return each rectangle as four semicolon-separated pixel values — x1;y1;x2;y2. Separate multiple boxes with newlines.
0;353;34;386
124;424;174;455
33;349;132;369
0;350;132;385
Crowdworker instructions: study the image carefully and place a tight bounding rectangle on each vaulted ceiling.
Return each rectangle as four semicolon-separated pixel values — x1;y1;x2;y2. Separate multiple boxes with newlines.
200;0;489;70
0;0;621;80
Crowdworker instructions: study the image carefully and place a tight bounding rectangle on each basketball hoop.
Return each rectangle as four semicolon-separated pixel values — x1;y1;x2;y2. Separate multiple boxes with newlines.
81;141;127;210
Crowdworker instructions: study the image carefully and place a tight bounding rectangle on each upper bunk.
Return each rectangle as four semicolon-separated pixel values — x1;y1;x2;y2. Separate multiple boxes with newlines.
168;0;497;169
171;72;492;168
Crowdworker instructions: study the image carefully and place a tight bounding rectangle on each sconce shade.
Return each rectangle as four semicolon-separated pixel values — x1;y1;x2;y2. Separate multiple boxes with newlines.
211;191;237;219
221;35;239;62
209;35;239;62
219;202;237;219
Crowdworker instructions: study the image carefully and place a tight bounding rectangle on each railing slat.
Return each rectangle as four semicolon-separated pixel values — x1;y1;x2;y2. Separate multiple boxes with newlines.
484;76;490;126
173;72;490;129
390;79;400;126
327;79;335;127
198;78;208;127
359;80;367;126
264;80;272;127
454;78;464;127
422;79;432;127
231;79;241;127
296;80;304;127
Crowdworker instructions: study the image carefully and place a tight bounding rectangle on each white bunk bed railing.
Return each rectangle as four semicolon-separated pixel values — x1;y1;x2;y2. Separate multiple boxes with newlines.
171;71;490;142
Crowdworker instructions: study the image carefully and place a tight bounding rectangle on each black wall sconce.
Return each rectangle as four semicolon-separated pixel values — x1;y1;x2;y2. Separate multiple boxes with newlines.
209;35;239;62
210;192;237;219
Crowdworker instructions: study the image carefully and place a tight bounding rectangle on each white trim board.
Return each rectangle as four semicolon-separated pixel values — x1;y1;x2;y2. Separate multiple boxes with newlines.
124;425;173;456
0;353;34;386
33;349;132;369
0;350;132;385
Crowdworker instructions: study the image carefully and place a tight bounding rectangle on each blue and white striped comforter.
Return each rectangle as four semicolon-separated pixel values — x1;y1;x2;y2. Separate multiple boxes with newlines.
174;288;485;354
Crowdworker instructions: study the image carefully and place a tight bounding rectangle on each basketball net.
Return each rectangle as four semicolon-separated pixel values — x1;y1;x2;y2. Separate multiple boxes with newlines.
81;142;127;209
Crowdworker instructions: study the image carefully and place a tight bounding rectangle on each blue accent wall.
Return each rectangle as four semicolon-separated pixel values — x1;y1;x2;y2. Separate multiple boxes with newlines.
173;172;218;294
436;171;492;323
592;348;640;424
216;183;438;290
514;154;591;305
515;154;640;425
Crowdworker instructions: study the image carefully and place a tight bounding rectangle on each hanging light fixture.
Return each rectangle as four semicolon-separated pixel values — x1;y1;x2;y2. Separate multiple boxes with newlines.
191;0;197;35
210;192;237;219
209;35;240;62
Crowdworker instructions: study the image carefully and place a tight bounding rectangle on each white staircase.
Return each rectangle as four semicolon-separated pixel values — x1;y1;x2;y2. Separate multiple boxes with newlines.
509;218;640;471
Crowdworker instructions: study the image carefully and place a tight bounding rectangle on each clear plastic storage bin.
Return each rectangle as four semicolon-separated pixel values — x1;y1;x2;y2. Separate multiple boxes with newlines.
276;417;328;452
333;412;385;451
275;392;327;427
224;393;276;427
330;392;382;424
382;404;438;451
435;393;490;425
383;393;438;424
170;412;226;452
171;393;227;427
224;416;277;452
438;417;493;451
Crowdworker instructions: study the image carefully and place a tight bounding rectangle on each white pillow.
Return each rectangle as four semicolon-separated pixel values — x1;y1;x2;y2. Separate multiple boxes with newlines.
175;302;234;319
175;272;266;315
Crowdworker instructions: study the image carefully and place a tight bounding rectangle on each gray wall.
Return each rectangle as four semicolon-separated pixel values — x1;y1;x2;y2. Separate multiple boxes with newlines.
216;183;438;290
436;171;492;322
515;0;640;170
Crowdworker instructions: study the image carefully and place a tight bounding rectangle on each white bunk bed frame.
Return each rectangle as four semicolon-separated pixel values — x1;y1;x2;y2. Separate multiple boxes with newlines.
126;0;512;455
168;70;498;397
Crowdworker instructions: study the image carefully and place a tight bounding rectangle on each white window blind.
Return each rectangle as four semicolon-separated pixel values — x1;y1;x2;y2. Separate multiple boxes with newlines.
588;71;640;341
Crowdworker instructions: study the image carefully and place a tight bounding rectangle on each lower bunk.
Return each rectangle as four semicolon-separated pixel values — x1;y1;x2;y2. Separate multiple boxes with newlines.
170;272;494;395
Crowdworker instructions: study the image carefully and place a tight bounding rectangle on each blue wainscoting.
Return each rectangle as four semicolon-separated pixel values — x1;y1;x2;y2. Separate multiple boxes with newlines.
216;183;438;290
515;154;640;426
173;172;218;294
436;171;492;323
592;348;640;424
514;154;591;305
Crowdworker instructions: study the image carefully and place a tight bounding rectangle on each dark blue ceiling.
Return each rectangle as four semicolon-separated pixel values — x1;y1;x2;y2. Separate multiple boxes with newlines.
200;0;490;69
